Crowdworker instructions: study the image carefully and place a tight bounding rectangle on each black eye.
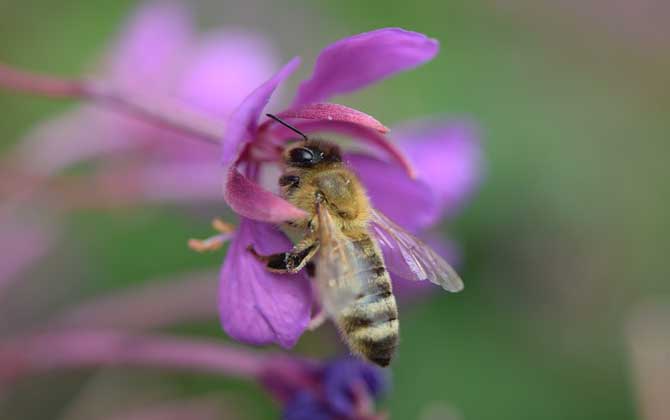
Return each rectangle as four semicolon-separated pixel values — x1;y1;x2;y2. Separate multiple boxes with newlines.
289;147;315;164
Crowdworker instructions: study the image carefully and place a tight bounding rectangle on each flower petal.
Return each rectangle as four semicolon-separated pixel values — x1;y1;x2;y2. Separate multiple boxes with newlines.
345;153;436;232
219;219;311;348
0;218;54;298
394;119;483;216
270;120;415;178
179;30;280;119
131;161;224;202
16;107;142;175
223;167;307;223
106;0;193;91
283;391;332;420
292;28;439;107
221;57;301;167
277;103;388;133
323;358;387;416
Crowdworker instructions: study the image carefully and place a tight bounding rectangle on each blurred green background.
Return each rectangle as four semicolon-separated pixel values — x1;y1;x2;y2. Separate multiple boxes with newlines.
1;0;669;419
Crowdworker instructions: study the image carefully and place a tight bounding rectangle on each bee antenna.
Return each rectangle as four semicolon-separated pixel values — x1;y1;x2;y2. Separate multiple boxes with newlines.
266;114;308;142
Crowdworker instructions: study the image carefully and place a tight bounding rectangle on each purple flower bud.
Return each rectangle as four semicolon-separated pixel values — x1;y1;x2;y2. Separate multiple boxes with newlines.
262;357;388;420
283;391;333;420
322;358;388;417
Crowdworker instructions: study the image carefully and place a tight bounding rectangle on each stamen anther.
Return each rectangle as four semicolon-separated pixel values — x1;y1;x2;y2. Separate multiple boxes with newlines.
188;235;227;253
212;218;234;233
189;219;236;253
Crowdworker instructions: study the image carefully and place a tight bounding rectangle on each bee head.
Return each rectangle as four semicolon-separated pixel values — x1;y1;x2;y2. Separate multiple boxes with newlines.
265;114;342;168
284;140;342;168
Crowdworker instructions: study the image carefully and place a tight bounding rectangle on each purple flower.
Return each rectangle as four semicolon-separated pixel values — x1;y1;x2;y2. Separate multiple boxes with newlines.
261;357;388;420
14;0;279;204
212;28;482;349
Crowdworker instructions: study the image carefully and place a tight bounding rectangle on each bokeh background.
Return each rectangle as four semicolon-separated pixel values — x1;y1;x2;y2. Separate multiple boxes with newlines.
1;0;669;419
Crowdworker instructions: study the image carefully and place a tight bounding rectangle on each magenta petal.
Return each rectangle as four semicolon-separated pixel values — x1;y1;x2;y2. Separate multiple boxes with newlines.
394;120;483;216
292;28;439;107
179;31;279;119
346;153;436;232
219;218;311;348
221;57;301;167
277;103;389;133
224;167;308;223
106;0;193;91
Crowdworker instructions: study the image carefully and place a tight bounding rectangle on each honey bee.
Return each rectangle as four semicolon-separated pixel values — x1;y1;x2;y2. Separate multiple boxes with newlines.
249;115;464;367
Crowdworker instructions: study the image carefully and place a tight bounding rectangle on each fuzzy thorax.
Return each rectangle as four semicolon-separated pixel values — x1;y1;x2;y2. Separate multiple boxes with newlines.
282;163;371;237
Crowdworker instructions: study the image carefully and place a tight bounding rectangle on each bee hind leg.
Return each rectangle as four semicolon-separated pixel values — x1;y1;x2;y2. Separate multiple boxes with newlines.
248;241;319;274
308;307;327;330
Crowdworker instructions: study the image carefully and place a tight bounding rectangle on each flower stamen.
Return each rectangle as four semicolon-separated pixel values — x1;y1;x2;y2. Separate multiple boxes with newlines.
188;235;227;252
188;219;235;253
212;218;234;234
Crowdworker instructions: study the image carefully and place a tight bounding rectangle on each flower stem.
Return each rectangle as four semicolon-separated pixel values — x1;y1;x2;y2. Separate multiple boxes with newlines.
0;330;267;383
0;63;223;144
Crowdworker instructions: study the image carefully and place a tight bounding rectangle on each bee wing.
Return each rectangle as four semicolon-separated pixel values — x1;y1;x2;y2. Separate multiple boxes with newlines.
369;208;464;292
314;202;368;317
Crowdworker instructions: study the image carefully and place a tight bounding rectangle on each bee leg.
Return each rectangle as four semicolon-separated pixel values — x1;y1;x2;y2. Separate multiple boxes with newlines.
278;174;300;188
305;261;316;278
248;241;319;274
308;309;327;331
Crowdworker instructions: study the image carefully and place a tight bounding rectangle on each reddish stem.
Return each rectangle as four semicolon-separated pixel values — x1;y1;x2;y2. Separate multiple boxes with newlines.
0;330;268;383
0;63;223;144
0;63;85;97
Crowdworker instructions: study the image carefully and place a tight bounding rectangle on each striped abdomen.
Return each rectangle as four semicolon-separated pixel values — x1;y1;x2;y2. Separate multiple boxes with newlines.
337;234;399;367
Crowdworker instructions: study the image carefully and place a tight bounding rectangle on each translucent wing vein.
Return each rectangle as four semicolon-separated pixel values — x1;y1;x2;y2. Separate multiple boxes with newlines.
370;208;463;292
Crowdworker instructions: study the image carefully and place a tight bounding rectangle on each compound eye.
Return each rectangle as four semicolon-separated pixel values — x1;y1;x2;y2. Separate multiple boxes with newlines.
289;147;315;164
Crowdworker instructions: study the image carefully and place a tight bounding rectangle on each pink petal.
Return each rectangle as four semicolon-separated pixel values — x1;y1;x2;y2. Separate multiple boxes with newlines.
223;167;307;223
345;153;437;232
394;119;483;216
0;330;265;378
0;218;54;298
131;161;224;202
16;107;142;175
277;103;388;133
270;120;416;178
292;28;439;107
106;0;193;92
221;57;301;167
179;30;280;119
219;219;312;348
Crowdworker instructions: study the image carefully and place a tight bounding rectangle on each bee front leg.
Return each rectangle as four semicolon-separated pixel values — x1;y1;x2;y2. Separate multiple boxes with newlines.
248;240;319;274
